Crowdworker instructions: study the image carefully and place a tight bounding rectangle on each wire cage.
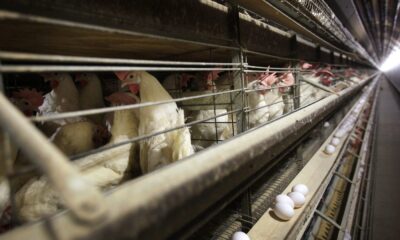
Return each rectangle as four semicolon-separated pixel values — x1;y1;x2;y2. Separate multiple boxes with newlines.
0;0;377;239
0;52;373;233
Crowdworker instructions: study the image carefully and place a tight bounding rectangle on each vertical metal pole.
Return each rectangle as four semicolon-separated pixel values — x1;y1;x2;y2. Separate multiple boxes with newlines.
240;190;253;231
228;0;251;230
229;72;236;136
209;49;220;144
228;0;247;133
330;51;335;65
288;33;298;112
293;64;301;110
316;45;321;62
232;52;247;133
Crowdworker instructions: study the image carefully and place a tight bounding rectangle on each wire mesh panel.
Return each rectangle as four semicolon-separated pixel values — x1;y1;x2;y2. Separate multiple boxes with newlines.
0;49;374;237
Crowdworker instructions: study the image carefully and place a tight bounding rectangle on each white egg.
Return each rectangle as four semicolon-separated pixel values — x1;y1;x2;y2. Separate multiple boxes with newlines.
292;184;309;196
334;129;346;138
274;202;295;220
288;192;306;208
231;231;250;240
323;122;330;128
324;144;336;154
331;137;340;146
275;194;295;208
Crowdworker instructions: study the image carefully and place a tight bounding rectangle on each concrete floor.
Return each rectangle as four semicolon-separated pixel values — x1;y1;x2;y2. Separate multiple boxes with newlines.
370;77;400;240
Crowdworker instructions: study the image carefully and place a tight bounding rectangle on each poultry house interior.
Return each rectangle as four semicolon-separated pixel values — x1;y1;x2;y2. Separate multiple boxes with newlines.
0;0;399;240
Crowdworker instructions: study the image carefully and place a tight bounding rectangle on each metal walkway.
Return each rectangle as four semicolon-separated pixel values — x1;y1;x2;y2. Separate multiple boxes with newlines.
370;77;400;240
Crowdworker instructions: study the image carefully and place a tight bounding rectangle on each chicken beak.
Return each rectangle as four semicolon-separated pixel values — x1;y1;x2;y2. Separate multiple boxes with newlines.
121;81;129;88
115;71;130;81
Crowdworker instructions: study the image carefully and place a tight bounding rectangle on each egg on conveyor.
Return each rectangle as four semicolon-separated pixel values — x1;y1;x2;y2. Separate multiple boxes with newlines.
323;122;330;128
292;184;309;196
273;202;295;221
275;194;295;208
334;129;346;138
231;231;251;240
331;137;340;146
324;144;336;155
288;192;306;208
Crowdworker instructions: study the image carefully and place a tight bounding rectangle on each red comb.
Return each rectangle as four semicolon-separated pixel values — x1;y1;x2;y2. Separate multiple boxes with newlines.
302;62;313;69
260;72;277;86
114;71;130;81
280;72;295;85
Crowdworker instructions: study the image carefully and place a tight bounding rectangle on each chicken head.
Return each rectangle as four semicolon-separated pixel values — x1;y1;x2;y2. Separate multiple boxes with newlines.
278;72;295;94
41;73;62;89
11;88;44;116
115;71;141;94
315;69;334;86
92;124;111;148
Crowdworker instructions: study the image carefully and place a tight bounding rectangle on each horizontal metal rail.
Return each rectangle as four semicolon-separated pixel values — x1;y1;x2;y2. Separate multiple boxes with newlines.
0;65;241;73
0;51;241;66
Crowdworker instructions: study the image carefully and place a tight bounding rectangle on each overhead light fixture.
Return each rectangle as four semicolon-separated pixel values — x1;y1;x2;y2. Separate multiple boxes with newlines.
380;46;400;72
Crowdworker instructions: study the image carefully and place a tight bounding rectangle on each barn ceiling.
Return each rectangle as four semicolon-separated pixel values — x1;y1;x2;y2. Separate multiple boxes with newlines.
327;0;400;65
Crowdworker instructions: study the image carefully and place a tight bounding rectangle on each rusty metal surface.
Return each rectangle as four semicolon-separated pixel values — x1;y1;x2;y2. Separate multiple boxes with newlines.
0;0;234;48
0;0;365;65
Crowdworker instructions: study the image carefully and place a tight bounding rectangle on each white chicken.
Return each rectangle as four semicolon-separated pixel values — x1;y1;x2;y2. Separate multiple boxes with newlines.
75;73;105;124
247;71;279;128
343;68;365;84
162;73;198;92
115;71;194;173
37;73;81;136
277;72;295;115
36;72;110;156
299;63;330;106
49;121;109;156
162;71;234;149
14;92;140;222
38;73;80;120
190;109;233;148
